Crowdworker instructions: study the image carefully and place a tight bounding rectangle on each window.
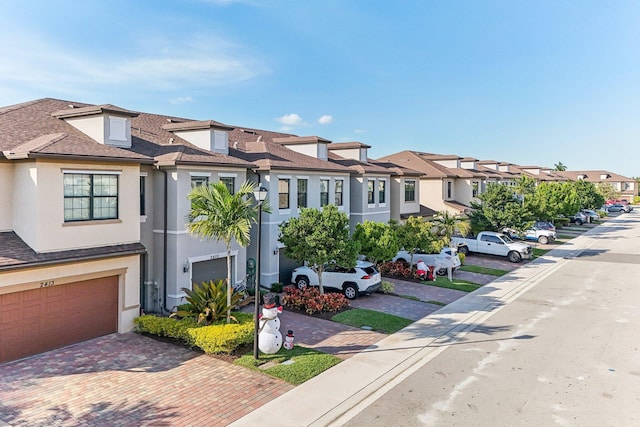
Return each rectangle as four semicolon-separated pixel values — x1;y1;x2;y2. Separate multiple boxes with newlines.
404;180;416;202
109;116;127;141
379;180;386;204
335;180;343;206
279;179;290;209
447;181;453;199
367;180;375;204
297;179;308;208
140;176;146;216
320;179;329;206
220;177;235;194
472;181;479;198
64;173;118;222
191;176;209;188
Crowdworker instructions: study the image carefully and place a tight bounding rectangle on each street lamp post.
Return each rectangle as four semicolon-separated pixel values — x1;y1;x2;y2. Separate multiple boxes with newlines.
253;186;268;360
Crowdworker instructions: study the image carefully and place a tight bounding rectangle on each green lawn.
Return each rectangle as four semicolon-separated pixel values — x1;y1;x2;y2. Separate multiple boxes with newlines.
426;276;482;293
458;265;508;276
532;248;549;257
332;308;413;334
235;346;341;385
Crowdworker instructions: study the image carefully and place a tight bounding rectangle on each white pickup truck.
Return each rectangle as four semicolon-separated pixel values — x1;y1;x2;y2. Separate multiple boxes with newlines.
450;231;533;263
392;247;461;276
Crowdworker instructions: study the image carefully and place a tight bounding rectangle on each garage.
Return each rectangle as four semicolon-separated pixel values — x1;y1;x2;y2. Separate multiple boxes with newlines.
279;252;300;286
191;258;228;287
0;276;118;364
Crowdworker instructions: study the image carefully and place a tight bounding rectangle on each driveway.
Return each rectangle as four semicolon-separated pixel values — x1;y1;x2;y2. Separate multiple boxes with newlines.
0;333;294;427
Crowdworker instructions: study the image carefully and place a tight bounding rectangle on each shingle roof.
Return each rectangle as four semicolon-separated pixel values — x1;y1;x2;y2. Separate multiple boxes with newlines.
0;231;146;271
557;170;634;182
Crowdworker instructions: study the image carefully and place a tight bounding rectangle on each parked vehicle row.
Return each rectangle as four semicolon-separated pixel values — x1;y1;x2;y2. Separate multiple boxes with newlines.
392;247;461;276
503;227;557;244
607;203;633;213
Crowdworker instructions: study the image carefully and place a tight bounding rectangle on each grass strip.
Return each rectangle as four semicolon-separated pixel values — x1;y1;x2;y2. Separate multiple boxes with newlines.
235;346;341;385
426;276;481;293
458;265;508;276
332;308;413;334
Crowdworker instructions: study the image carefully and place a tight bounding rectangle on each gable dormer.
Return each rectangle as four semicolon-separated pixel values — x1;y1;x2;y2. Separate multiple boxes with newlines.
162;120;233;155
600;173;611;180
327;142;371;162
521;166;541;175
272;136;331;161
577;174;588;180
498;162;512;172
477;160;499;171
460;157;478;170
52;104;138;148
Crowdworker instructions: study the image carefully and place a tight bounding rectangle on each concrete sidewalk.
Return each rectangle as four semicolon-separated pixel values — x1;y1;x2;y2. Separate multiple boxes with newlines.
230;225;601;426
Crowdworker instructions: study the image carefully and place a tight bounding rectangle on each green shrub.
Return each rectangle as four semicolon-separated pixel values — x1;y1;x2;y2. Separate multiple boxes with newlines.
380;280;395;294
134;315;201;346
457;252;466;265
554;217;570;227
282;286;349;314
270;282;284;293
187;322;253;354
171;279;243;325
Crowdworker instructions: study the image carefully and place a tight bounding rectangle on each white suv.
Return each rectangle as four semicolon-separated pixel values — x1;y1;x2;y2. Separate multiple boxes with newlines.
290;261;382;300
392;247;461;276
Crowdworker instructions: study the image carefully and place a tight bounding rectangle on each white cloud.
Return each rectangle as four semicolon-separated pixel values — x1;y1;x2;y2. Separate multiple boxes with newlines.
317;115;333;124
279;126;294;132
354;129;367;134
277;113;303;126
170;96;195;105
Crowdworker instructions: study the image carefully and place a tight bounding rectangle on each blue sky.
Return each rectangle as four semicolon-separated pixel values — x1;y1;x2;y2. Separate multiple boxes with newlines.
1;1;639;177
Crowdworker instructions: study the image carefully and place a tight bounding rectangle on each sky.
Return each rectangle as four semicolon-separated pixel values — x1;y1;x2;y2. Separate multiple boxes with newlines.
1;0;639;178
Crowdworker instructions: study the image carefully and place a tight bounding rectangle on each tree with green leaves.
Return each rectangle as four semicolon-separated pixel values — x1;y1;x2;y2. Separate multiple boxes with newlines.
573;179;605;209
353;221;399;264
528;181;581;220
468;183;533;235
595;182;620;202
553;161;567;171
432;210;471;246
395;216;442;266
278;204;360;294
186;180;263;323
514;175;536;206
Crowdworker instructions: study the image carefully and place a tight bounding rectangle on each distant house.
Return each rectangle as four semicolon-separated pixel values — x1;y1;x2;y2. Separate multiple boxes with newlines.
556;170;638;201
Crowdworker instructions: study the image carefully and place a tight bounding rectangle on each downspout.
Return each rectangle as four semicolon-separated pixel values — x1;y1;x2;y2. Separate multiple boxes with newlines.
156;166;171;313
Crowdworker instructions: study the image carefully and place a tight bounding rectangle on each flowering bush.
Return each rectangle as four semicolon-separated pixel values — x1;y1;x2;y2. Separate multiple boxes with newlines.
282;286;349;315
378;261;424;281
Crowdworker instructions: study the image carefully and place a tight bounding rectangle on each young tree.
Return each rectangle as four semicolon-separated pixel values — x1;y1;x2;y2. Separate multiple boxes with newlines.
186;181;262;323
279;204;359;294
396;216;442;266
528;181;580;219
596;182;620;202
353;221;399;264
468;183;533;234
573;179;605;209
432;210;471;246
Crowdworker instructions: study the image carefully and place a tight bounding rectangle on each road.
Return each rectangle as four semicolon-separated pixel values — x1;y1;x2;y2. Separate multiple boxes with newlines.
342;213;640;427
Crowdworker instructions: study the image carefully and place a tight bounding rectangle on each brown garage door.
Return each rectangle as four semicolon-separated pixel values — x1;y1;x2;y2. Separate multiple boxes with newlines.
0;276;118;364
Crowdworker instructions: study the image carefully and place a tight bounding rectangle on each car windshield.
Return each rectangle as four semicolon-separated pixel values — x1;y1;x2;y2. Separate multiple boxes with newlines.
362;266;378;274
501;234;514;243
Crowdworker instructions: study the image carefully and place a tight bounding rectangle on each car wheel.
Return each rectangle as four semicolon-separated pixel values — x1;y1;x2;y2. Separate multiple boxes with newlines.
436;267;447;276
343;284;358;300
538;236;549;245
295;276;309;290
575;219;583;225
458;245;469;256
508;251;522;263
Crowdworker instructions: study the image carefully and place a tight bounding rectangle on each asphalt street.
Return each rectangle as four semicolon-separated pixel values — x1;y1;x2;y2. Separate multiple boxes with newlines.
341;212;640;426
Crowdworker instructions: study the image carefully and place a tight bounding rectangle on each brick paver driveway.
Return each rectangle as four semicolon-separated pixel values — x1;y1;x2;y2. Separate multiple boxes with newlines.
0;333;293;426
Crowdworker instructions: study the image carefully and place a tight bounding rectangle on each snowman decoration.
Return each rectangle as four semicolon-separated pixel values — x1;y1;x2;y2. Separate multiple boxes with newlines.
258;293;283;354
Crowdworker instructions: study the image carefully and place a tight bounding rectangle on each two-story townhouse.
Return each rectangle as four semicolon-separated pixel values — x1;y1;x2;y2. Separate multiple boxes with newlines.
372;160;425;221
124;113;256;312
228;129;353;287
556;170;638;201
0;99;151;363
377;150;483;215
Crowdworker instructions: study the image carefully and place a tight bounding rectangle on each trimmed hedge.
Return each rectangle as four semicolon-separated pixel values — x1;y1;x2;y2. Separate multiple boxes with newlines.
134;312;254;354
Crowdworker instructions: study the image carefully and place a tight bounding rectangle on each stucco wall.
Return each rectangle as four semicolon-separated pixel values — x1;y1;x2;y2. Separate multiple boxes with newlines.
0;163;14;231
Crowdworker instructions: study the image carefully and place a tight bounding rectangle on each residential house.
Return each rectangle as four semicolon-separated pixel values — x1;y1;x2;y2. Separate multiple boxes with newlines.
556;170;638;201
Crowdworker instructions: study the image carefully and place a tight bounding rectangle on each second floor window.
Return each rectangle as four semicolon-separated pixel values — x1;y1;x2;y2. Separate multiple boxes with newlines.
191;176;209;188
404;180;416;202
320;179;329;207
335;180;343;206
140;176;146;216
64;173;118;222
297;179;308;208
472;181;479;198
279;179;290;209
220;177;235;194
447;181;453;199
368;180;375;204
379;180;386;204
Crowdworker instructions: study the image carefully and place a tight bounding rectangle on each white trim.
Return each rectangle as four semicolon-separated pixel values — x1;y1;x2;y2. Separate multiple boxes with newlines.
277;175;292;179
189;250;239;263
367;204;376;208
350;210;391;216
218;173;237;178
140;215;147;223
379;203;387;208
279;209;292;215
153;229;190;234
62;169;122;175
296;175;310;180
189;172;212;177
140;172;148;177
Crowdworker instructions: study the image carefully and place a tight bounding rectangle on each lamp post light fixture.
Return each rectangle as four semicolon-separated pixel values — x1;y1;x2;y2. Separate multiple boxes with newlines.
253;185;268;360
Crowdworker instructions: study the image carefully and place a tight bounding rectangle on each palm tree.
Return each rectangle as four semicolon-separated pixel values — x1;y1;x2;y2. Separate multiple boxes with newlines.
553;161;567;171
186;180;262;323
432;210;471;246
